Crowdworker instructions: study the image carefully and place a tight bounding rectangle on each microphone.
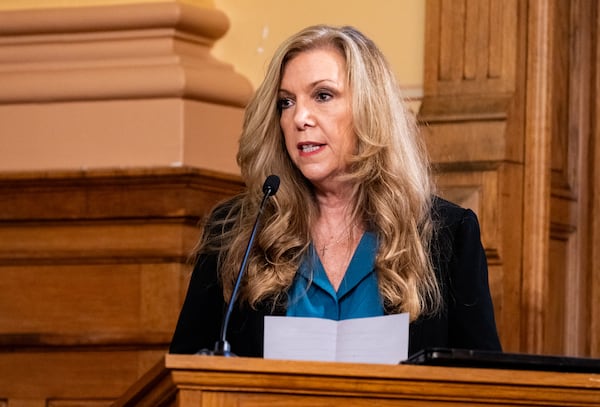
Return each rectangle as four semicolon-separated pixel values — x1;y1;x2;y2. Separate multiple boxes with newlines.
199;174;280;356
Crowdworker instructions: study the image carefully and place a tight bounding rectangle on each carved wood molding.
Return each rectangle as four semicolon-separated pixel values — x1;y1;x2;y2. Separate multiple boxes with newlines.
422;120;507;166
0;331;173;350
0;167;243;264
419;0;520;180
0;165;243;214
0;2;253;106
421;0;518;122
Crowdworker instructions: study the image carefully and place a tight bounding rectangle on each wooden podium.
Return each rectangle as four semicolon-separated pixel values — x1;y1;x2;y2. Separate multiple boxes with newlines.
113;354;600;406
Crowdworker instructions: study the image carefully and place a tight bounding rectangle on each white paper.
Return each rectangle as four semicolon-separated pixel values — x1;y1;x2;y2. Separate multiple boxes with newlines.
264;313;409;364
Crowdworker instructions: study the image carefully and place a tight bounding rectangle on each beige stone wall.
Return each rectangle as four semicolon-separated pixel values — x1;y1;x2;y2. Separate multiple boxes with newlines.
0;0;424;174
0;0;424;90
211;0;424;93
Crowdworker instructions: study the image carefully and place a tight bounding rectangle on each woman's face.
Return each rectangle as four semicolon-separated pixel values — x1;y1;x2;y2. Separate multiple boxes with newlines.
278;47;355;189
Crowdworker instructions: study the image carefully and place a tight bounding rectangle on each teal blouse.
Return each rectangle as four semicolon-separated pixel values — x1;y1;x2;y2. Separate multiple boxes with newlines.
286;231;384;320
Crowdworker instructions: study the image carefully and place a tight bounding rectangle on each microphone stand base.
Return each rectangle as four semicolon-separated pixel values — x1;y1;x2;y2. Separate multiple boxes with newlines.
195;340;236;357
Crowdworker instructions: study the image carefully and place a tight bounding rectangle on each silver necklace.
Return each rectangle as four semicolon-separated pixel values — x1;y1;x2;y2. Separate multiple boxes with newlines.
318;222;355;257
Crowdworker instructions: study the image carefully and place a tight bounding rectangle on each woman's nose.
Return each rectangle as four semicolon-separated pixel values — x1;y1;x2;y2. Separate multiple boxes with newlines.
293;100;315;129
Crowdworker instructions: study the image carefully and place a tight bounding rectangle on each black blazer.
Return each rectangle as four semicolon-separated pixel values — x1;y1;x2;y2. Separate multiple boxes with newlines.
169;197;502;356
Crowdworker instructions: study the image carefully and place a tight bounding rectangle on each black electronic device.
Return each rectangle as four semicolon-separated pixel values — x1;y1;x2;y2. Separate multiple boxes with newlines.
403;347;600;373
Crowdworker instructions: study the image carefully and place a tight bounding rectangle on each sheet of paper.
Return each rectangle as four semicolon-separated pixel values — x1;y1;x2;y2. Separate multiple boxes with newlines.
264;316;337;362
264;313;409;364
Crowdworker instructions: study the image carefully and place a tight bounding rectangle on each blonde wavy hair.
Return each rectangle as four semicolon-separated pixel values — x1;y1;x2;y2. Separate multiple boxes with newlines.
199;25;441;320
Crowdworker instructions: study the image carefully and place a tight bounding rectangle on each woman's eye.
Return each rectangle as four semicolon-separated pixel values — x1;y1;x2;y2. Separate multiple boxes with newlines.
278;97;294;110
315;91;333;102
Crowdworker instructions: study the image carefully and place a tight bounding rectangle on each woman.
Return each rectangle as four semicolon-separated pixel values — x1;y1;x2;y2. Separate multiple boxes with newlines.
169;25;501;357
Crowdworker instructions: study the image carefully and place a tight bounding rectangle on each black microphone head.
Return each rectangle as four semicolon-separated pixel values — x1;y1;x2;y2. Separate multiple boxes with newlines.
262;174;280;196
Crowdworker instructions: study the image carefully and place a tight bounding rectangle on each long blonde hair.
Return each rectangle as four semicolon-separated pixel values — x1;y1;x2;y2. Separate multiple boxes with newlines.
199;25;441;320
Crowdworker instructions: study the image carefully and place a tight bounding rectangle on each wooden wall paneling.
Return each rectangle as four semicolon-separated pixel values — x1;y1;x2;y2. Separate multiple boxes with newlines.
560;0;593;357
435;167;507;333
497;162;525;352
435;168;501;264
0;262;188;344
0;350;164;400
421;0;523;351
589;0;600;358
0;168;242;403
0;2;251;403
424;0;598;356
422;0;518;120
565;0;598;358
434;163;525;352
521;0;555;355
551;0;590;357
522;0;595;356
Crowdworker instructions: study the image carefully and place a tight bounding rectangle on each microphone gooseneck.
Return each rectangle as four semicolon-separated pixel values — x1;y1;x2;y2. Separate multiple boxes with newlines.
208;174;280;356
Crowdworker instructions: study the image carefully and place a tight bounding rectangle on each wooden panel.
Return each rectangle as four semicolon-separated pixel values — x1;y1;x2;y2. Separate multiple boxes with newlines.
0;263;186;341
520;0;558;355
523;0;595;357
0;263;143;334
495;163;524;352
420;0;524;353
435;169;500;261
0;350;164;399
0;222;199;264
591;0;600;358
435;167;511;348
429;0;517;92
546;231;569;353
422;120;507;162
552;0;594;358
0;168;242;350
0;167;242;405
424;0;598;357
549;0;575;196
423;0;518;125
